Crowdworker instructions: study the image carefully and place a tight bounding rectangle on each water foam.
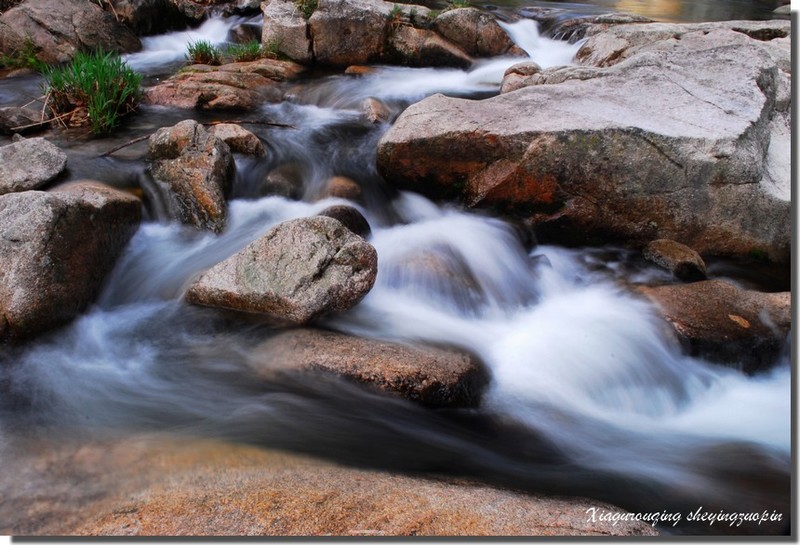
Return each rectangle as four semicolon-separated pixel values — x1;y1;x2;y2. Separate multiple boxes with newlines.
124;16;258;74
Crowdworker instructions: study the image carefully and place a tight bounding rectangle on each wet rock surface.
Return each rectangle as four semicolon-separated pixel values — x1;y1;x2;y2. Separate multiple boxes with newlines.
0;106;45;136
109;0;187;35
643;239;707;282
387;25;473;68
377;20;791;263
249;328;486;407
317;205;371;238
500;61;543;94
321;176;362;200
432;7;515;57
144;59;304;110
0;137;67;195
186;216;377;324
522;9;653;42
0;0;140;64
208;123;266;156
148;119;235;233
0;436;659;536
638;279;790;372
260;0;491;68
360;97;392;124
0;181;141;343
260;163;304;199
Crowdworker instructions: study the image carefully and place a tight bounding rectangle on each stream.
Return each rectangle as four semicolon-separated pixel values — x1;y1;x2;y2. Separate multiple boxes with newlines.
0;4;791;536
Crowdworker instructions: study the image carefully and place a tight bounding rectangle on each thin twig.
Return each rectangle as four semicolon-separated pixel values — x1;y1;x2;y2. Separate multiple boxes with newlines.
10;108;78;131
20;95;46;109
40;90;50;123
98;134;151;157
203;119;296;129
107;1;120;22
97;119;295;157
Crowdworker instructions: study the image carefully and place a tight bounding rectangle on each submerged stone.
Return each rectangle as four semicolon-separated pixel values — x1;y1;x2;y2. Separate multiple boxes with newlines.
248;328;487;407
643;239;707;282
638;279;790;372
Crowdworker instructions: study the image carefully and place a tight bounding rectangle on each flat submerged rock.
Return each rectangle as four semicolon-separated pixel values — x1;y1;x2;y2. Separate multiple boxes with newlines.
638;279;790;372
0;436;658;536
248;327;487;408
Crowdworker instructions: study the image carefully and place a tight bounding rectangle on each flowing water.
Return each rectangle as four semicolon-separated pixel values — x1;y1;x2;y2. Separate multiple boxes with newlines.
0;11;792;536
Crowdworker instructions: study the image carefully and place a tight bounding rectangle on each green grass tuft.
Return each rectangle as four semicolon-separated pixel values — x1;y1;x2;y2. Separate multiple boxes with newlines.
42;50;142;134
227;40;285;62
261;37;286;60
0;36;46;72
295;0;317;19
221;39;286;62
224;41;264;62
446;0;470;9
186;40;221;65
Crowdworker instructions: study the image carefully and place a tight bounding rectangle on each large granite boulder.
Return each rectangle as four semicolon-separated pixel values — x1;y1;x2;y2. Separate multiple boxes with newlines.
0;182;141;343
248;328;486;407
432;7;515;57
387;25;472;68
148;120;235;233
575;19;790;68
261;0;314;63
638;279;790;372
0;0;140;64
261;0;478;68
185;216;377;324
309;0;393;66
0;137;67;196
144;59;304;110
377;20;791;263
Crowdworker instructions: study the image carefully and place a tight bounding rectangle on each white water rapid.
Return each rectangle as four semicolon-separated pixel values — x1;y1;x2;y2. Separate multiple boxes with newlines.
124;15;584;88
124;15;261;74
